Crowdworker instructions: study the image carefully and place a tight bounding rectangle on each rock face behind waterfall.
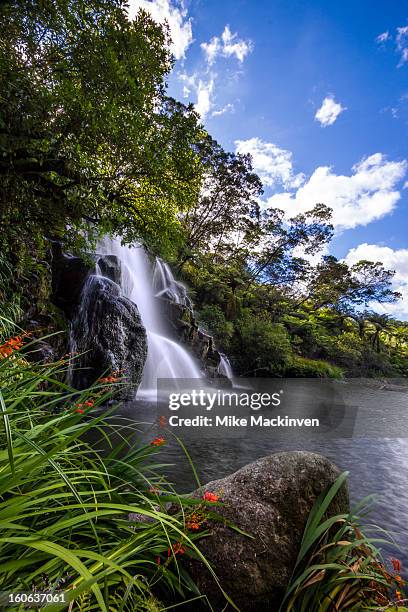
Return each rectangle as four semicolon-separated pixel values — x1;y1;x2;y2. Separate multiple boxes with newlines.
185;451;349;611
70;276;147;398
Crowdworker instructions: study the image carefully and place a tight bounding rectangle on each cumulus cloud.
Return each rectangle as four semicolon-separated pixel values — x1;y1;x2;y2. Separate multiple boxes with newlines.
179;72;215;118
267;153;407;230
179;25;251;120
128;0;193;60
345;243;408;318
201;25;253;65
235;137;305;189
315;96;346;127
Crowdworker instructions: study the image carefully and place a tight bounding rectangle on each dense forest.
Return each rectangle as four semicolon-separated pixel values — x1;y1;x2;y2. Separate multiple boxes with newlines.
1;0;408;380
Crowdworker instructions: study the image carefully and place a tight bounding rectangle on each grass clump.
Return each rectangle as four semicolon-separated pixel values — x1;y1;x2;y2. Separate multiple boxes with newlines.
0;325;228;611
281;472;406;611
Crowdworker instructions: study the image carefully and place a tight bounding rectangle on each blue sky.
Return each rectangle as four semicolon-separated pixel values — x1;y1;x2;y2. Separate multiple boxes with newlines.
130;0;408;317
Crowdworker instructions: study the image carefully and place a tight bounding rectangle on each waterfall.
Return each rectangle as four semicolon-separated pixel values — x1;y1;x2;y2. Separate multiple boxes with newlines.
97;238;202;399
153;258;193;309
218;352;234;381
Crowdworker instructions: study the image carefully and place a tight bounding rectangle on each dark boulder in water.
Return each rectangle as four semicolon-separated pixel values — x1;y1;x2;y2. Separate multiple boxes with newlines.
69;276;147;399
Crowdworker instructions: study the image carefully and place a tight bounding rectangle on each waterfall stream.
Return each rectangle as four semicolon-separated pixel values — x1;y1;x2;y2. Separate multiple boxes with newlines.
97;238;203;399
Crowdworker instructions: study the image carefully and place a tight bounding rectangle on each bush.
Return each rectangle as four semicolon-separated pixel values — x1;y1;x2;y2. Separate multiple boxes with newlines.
285;355;343;379
233;312;292;375
197;304;234;350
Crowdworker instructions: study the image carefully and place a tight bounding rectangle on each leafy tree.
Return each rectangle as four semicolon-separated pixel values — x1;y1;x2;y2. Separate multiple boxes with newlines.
245;203;334;288
180;133;262;266
298;255;400;312
0;0;203;257
233;311;292;375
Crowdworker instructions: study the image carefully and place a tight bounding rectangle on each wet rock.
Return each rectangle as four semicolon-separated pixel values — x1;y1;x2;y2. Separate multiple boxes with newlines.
51;247;94;318
186;451;349;611
97;255;122;286
25;340;56;364
70;276;147;399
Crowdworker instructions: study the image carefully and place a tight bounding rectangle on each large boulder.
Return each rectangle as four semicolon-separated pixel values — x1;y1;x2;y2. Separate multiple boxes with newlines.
186;451;349;611
70;276;147;399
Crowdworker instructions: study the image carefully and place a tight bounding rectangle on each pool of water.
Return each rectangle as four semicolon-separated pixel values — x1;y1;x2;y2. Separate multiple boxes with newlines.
114;380;408;568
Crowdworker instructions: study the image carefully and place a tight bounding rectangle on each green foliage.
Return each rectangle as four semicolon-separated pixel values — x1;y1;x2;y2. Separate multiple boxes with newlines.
233;311;292;375
285;356;343;379
0;0;204;270
0;332;228;611
197;304;234;350
280;473;405;611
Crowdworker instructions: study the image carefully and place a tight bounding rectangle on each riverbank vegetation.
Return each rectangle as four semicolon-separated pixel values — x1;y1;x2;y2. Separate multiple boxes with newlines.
0;326;231;611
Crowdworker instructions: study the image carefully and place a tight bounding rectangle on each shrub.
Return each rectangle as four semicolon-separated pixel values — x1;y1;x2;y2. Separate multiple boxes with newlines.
280;473;406;611
285;355;343;379
197;304;234;350
233;312;292;375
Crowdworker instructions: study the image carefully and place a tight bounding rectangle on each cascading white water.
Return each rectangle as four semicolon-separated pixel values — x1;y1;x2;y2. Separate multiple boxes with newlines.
97;238;202;399
153;258;192;309
218;353;234;381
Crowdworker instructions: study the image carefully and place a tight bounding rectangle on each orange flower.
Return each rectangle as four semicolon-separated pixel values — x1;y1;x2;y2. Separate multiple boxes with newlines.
391;558;402;572
159;415;167;427
202;491;219;502
187;522;200;531
98;375;120;384
396;590;403;600
395;575;404;585
167;542;185;557
150;436;165;447
75;408;84;414
0;334;25;358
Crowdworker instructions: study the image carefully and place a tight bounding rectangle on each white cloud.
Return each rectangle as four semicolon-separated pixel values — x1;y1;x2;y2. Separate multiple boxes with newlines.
376;31;390;43
200;37;220;65
195;78;215;119
179;72;215;118
222;25;253;62
267;153;407;230
397;25;408;66
345;243;408;318
235;137;305;189
201;25;253;65
128;0;193;60
315;96;346;127
212;103;234;117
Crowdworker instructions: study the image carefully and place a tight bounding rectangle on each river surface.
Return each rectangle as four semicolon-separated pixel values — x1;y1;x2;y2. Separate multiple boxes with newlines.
114;379;408;568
